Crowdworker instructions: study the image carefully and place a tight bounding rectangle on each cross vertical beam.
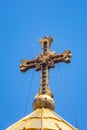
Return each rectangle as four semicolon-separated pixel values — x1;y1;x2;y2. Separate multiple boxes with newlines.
39;36;53;97
39;36;53;55
40;65;49;94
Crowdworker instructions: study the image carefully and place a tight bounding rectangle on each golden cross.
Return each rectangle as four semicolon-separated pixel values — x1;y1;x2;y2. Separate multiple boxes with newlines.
19;36;72;110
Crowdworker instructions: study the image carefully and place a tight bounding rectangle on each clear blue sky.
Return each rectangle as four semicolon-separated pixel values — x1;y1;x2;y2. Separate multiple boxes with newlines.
0;0;87;130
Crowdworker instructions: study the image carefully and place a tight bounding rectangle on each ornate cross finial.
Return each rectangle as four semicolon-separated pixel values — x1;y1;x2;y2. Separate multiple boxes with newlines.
20;36;72;111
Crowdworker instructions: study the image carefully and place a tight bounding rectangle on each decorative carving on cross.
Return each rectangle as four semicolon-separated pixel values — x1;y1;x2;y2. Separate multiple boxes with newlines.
20;36;72;110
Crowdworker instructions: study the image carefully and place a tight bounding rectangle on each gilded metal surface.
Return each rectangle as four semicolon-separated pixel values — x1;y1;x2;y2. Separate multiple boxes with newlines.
33;95;55;110
6;108;78;130
6;36;77;130
19;36;72;111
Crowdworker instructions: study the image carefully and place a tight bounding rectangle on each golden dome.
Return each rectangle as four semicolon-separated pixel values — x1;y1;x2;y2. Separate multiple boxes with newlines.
6;108;78;130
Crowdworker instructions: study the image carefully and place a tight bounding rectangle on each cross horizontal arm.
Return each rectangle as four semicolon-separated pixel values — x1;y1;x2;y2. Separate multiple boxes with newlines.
20;59;36;72
20;50;72;72
51;50;72;64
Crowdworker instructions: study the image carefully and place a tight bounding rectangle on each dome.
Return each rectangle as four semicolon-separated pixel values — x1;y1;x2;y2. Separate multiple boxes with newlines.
6;108;78;130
